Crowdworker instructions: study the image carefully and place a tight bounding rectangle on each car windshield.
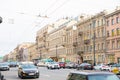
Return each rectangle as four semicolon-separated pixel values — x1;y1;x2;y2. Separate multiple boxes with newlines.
88;74;120;80
0;63;8;66
22;65;37;69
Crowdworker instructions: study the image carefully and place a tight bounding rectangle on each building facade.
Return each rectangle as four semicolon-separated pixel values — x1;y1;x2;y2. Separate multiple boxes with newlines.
105;8;120;63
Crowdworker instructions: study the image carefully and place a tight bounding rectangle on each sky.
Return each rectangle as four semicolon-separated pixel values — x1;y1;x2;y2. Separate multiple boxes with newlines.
0;0;119;56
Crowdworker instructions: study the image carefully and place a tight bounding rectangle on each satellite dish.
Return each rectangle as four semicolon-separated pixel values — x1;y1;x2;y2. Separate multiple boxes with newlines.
0;16;2;23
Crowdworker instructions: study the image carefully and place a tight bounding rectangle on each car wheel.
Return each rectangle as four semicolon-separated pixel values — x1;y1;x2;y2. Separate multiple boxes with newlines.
36;75;39;78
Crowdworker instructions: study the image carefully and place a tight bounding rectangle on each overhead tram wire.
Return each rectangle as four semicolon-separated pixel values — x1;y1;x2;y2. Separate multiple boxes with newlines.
15;0;71;45
15;0;59;43
36;0;71;28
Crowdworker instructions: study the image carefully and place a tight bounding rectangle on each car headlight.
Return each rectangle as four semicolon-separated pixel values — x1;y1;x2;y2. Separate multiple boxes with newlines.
22;70;26;73
36;70;39;73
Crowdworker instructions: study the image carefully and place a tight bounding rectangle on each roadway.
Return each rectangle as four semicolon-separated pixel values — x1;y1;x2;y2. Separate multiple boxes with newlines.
1;67;75;80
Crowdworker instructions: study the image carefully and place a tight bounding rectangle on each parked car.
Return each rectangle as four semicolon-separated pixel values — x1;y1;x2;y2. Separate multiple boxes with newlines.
0;63;10;71
59;62;66;68
110;63;120;74
37;62;46;67
66;70;120;80
65;62;78;69
47;62;60;69
77;63;93;70
18;64;39;79
94;64;110;71
8;62;17;67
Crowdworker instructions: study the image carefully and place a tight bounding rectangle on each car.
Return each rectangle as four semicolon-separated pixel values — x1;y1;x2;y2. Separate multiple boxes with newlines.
94;64;110;71
37;62;46;67
77;63;93;70
47;62;60;69
65;62;78;69
66;70;120;80
18;64;39;79
0;63;10;71
8;62;17;67
110;63;120;74
59;62;66;68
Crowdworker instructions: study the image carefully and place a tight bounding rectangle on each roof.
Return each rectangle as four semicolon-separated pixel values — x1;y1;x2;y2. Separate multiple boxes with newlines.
70;70;114;75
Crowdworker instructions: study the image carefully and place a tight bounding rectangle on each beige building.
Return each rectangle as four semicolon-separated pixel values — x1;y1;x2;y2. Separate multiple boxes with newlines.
105;7;120;63
27;43;38;61
75;11;107;64
36;24;54;59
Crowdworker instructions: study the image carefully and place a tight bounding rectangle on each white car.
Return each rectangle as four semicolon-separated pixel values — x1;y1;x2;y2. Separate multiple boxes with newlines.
47;62;60;69
94;64;110;71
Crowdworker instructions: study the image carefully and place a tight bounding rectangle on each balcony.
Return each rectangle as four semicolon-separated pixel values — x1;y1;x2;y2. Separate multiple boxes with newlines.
73;42;77;47
77;51;84;55
78;31;83;36
46;47;49;51
84;39;90;44
61;42;66;47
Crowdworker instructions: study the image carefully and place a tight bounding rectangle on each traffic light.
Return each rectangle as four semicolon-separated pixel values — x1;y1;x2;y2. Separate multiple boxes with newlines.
0;16;2;23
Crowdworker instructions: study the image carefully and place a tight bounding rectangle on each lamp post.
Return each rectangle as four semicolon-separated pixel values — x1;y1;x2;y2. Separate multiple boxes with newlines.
39;50;42;60
56;45;58;59
0;16;2;23
93;32;96;66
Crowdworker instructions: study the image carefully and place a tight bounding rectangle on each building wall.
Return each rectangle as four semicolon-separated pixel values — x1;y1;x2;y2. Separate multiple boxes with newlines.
106;9;120;63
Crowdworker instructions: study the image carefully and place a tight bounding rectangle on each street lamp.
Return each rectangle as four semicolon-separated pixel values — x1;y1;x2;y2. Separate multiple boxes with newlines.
93;32;96;66
0;16;2;23
56;45;58;59
39;50;42;60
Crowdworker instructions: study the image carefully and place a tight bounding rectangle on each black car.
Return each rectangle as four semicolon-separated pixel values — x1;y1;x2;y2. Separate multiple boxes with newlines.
67;70;120;80
18;64;39;79
77;63;93;70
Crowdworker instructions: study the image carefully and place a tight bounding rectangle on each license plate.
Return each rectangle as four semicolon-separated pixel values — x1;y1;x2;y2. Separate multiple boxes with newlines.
29;73;34;75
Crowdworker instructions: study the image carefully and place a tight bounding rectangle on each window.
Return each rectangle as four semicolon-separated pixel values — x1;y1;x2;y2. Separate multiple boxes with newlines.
112;41;115;49
111;19;114;25
98;31;100;37
107;31;110;37
101;19;103;26
106;42;110;50
107;20;109;26
93;20;96;28
101;43;104;50
117;40;120;49
116;17;119;23
116;28;120;35
112;29;114;36
97;20;100;26
98;44;100;50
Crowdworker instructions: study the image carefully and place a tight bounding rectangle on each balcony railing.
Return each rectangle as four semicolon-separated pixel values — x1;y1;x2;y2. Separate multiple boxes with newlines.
78;31;83;36
61;42;66;47
73;42;77;47
84;39;90;44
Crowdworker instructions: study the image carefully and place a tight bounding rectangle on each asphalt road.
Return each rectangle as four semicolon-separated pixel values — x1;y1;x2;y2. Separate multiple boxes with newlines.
1;67;75;80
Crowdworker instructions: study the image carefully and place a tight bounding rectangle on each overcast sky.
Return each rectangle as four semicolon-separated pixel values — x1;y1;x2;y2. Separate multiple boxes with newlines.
0;0;119;56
